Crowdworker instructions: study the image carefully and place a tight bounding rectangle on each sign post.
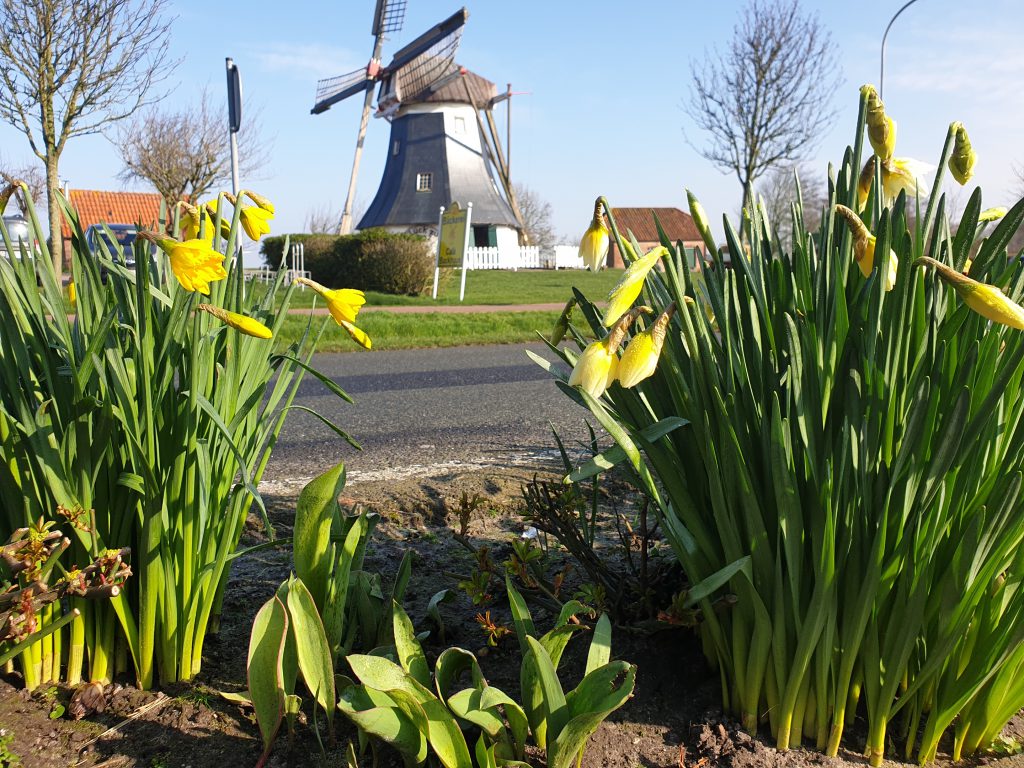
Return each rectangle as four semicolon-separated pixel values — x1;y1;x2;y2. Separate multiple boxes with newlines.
433;201;473;301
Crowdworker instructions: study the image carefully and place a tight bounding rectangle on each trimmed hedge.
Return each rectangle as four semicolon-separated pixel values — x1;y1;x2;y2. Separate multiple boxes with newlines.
260;229;433;295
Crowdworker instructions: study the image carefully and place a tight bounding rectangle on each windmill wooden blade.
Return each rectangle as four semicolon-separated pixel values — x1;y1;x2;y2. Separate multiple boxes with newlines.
372;0;407;36
383;8;467;77
312;66;374;114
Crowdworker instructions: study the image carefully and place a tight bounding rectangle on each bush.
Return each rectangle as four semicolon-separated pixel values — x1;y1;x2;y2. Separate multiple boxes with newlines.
261;229;434;295
335;228;434;295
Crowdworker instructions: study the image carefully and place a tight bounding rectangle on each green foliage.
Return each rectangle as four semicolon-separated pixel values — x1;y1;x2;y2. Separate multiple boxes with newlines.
337;587;634;768
246;465;416;764
0;189;352;689
260;233;336;271
0;729;21;767
540;91;1024;765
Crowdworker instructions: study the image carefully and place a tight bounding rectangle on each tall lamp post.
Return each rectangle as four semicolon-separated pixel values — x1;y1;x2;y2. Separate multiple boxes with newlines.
880;0;922;98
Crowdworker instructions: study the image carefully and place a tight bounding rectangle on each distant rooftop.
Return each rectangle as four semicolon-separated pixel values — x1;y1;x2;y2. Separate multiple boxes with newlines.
610;207;702;244
61;189;163;239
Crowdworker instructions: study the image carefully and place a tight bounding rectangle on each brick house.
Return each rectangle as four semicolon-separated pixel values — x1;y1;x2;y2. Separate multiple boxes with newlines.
60;189;163;261
607;207;705;268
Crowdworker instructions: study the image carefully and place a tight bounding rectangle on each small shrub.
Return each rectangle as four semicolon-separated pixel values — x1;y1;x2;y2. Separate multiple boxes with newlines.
334;228;433;295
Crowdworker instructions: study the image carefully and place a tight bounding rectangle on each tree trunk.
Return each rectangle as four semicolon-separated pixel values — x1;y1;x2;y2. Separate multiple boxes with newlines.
45;154;63;283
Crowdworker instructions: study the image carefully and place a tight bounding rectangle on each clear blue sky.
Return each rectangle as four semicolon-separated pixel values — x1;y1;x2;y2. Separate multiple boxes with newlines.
2;0;1021;256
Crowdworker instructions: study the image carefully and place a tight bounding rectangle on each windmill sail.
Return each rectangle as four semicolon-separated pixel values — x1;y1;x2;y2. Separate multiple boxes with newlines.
312;67;373;114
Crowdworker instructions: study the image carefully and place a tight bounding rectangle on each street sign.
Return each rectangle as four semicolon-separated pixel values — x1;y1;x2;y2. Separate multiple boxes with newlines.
226;58;242;134
433;202;473;301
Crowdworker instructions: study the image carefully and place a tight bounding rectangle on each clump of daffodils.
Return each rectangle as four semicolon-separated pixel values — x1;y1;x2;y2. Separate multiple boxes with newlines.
567;241;676;398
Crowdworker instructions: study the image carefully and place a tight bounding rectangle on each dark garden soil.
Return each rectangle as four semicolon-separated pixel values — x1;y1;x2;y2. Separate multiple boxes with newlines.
1;466;1021;768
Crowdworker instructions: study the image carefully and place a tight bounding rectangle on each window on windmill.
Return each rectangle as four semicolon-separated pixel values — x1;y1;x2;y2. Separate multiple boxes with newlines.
454;116;466;133
392;140;400;156
416;173;433;192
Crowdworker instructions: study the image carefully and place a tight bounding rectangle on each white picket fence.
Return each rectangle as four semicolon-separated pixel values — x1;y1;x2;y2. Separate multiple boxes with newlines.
464;245;585;270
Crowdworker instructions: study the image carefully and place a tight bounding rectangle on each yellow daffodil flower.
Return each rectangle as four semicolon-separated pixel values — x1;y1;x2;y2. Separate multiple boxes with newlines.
602;246;666;327
578;198;610;271
882;157;933;202
138;232;227;295
238;205;273;241
225;192;274;241
834;205;897;291
68;281;76;307
180;202;231;241
295;276;371;349
979;207;1007;223
861;85;896;161
917;256;1024;329
617;304;676;388
197;303;273;339
857;156;933;209
948;121;976;185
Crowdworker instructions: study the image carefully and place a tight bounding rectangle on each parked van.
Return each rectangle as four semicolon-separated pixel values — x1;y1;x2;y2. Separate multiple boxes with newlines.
0;215;34;259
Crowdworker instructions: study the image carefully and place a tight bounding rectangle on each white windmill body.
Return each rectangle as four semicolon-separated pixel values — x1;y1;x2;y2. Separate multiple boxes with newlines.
312;5;525;245
359;69;519;249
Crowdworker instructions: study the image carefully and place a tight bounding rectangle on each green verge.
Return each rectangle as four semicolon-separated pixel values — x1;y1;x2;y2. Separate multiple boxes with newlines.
253;268;624;309
275;311;563;353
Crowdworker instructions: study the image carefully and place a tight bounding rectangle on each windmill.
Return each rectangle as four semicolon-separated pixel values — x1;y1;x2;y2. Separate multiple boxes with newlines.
313;4;465;234
312;6;527;245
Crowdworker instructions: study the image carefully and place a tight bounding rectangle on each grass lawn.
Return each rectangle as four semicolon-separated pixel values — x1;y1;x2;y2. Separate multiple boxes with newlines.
275;310;565;353
253;268;623;308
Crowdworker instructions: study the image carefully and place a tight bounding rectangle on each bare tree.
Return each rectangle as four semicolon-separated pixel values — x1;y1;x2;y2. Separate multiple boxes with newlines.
305;202;342;234
686;0;841;212
513;183;557;253
115;92;270;207
756;163;827;243
0;0;173;279
0;157;46;213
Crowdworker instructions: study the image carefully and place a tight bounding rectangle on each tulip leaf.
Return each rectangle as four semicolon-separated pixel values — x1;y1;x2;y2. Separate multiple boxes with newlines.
337;685;427;764
435;646;483;704
525;635;569;749
293;462;347;612
585;614;612;676
393;600;431;687
285;577;335;728
247;596;288;761
550;662;636;768
322;511;368;661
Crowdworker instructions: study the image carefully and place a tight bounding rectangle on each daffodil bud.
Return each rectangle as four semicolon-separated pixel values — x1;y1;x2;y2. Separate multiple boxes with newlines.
602;246;666;327
567;338;619;399
243;190;275;214
861;85;896;160
686;189;719;257
617;303;676;388
834;205;897;291
857;157;876;212
978;207;1007;223
578;198;610;271
0;182;17;215
197;303;273;339
917;255;1024;329
68;281;76;307
948;122;976;185
549;297;577;345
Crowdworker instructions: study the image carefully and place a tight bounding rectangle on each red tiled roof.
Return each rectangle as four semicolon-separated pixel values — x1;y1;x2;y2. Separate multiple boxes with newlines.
61;189;163;239
611;207;702;244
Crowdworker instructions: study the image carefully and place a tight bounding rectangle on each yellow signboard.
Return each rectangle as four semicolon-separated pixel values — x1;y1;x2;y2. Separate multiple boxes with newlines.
438;202;468;268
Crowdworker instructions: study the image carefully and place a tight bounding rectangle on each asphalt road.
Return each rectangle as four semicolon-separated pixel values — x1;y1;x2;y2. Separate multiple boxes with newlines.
260;343;594;492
